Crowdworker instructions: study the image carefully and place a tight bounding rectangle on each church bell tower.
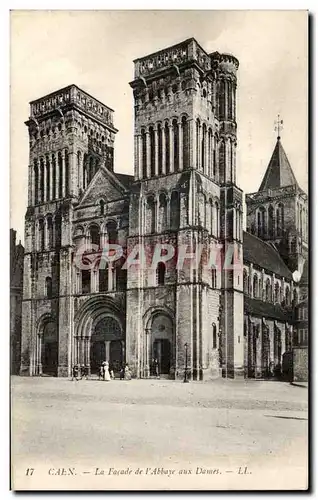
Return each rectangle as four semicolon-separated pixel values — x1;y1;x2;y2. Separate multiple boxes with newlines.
126;39;243;379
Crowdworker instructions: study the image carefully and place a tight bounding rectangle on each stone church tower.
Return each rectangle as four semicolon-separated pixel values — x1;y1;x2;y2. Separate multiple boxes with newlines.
127;38;244;379
20;86;117;376
246;133;308;275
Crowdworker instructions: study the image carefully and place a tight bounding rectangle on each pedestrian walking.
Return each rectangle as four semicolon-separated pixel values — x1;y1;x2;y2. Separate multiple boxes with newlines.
154;358;160;379
119;365;125;380
124;363;132;380
83;365;89;380
104;361;111;381
150;358;155;376
99;363;104;380
72;364;80;381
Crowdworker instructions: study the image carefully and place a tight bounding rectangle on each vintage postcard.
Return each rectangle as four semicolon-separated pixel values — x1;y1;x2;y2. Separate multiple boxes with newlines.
10;10;308;491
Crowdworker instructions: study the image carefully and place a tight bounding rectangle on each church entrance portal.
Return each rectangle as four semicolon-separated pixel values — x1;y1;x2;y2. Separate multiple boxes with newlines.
90;316;124;375
148;313;173;377
153;338;171;375
41;321;58;376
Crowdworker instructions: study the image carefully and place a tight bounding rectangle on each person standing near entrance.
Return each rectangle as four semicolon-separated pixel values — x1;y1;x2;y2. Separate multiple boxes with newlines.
104;361;111;381
154;358;160;379
124;363;132;380
150;358;155;377
72;364;80;381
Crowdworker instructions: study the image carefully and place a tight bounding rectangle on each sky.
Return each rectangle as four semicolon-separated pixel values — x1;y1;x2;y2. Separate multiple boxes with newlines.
10;10;308;242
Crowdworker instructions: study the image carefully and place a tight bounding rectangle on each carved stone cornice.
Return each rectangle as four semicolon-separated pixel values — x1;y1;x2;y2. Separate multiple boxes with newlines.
27;85;117;132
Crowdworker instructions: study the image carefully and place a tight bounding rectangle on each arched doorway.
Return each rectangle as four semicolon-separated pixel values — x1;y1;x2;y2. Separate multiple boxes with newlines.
41;321;58;376
149;313;174;376
90;316;124;374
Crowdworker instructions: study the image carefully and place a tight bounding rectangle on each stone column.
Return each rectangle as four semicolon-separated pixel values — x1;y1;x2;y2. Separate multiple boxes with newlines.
33;163;38;204
196;123;202;170
228;139;232;184
155;194;160;233
49;157;53;200
239;209;242;242
204;129;209;175
232;207;236;241
271;273;276;303
211;135;215;178
109;263;114;291
146;131;151;178
138;134;143;180
169;123;174;173
28;165;33;206
76;271;80;294
207;132;211;177
37;335;43;375
134;135;140;179
92;269;97;293
162;126;166;175
95;268;99;293
62;152;66;198
81;337;85;365
189;119;196;170
232;83;236;121
56;158;60;199
166;195;171;230
105;341;110;361
154;128;159;176
178;120;183;171
85;337;90;367
69;151;77;196
79;153;84;191
224;79;229;120
43;160;47;203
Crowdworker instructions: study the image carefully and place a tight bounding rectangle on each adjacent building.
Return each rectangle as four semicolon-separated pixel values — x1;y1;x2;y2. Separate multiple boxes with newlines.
10;229;24;374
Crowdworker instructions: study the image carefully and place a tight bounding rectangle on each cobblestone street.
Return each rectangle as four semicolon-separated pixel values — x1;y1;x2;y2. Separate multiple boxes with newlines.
11;376;308;490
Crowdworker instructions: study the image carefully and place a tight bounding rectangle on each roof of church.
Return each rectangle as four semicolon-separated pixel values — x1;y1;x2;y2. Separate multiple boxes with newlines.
243;231;293;280
244;297;292;322
259;137;299;191
114;173;134;189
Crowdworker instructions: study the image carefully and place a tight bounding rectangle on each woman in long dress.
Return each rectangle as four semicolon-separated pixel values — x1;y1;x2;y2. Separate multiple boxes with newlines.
104;361;111;381
124;363;132;380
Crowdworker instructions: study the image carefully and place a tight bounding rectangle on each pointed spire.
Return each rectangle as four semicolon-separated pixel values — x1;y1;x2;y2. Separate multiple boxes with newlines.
258;119;299;192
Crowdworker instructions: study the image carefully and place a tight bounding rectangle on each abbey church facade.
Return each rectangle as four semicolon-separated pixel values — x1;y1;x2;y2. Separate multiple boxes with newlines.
20;38;308;380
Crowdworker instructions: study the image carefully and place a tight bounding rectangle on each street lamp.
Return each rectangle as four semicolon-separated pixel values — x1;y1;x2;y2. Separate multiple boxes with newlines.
218;327;222;368
183;342;189;383
145;328;151;378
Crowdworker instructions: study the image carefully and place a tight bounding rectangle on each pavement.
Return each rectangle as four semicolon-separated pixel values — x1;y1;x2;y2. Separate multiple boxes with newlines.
11;376;308;491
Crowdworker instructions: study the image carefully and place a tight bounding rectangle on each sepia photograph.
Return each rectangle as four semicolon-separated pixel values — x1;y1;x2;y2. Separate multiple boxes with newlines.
10;9;308;491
